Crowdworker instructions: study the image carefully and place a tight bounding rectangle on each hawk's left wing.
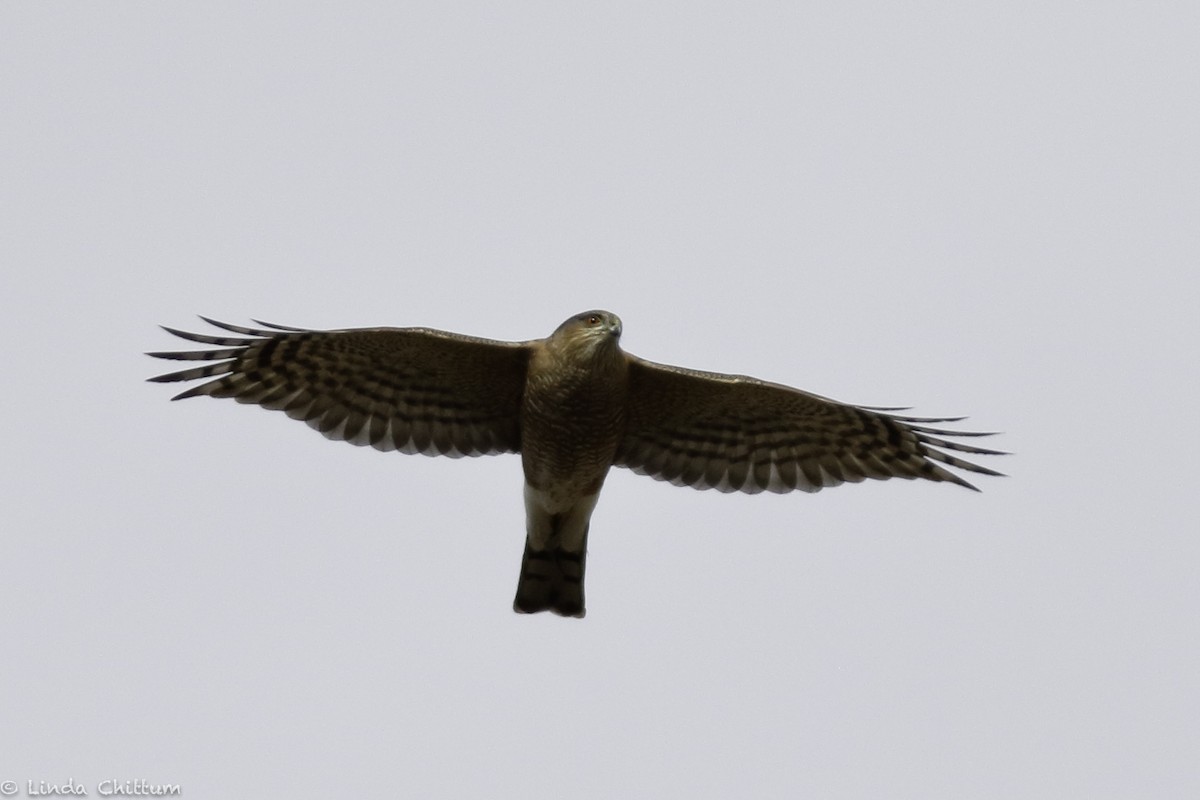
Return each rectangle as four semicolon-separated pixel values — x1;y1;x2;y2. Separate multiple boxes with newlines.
615;356;1005;494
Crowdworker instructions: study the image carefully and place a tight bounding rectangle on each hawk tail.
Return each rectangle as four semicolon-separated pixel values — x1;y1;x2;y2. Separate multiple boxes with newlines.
512;540;587;618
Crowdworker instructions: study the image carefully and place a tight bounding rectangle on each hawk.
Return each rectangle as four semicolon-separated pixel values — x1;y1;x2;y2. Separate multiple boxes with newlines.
149;310;1003;617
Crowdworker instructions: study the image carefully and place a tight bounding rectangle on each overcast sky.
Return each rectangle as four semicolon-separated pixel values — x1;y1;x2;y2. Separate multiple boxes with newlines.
2;2;1196;798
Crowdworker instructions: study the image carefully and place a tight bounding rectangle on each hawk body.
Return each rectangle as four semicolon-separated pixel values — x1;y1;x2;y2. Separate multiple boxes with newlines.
516;312;628;616
149;310;1005;617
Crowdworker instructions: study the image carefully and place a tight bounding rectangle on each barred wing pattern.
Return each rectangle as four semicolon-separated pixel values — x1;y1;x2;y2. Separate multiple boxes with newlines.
148;318;532;457
616;357;1004;494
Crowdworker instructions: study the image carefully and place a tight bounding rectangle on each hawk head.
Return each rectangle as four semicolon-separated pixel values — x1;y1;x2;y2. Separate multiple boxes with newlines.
549;310;623;361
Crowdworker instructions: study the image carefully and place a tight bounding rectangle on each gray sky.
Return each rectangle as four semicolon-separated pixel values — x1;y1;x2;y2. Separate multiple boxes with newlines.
2;2;1196;798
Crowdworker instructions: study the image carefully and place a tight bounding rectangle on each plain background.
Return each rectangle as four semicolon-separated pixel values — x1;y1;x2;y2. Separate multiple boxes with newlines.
2;2;1196;798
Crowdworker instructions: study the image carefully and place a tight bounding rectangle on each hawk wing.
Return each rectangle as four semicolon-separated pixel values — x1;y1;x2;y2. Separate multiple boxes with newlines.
148;318;532;457
615;357;1004;494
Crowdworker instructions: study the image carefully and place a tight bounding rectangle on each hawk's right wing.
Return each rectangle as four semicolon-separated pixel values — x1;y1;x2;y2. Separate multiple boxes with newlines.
148;318;532;457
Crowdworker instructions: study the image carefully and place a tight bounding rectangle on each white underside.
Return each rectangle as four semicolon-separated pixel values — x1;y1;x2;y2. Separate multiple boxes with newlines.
523;483;599;551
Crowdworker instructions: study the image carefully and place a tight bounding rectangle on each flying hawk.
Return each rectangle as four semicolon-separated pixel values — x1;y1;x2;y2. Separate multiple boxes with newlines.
149;310;1004;617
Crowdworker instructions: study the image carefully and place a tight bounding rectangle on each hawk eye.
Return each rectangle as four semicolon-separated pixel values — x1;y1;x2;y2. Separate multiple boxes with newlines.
586;314;601;325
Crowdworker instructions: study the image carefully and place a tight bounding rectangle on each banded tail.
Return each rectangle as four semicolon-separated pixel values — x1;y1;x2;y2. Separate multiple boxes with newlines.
513;535;588;618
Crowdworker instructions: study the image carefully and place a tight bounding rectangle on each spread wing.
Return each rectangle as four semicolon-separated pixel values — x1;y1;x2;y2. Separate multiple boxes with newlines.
616;357;1005;494
148;318;532;457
